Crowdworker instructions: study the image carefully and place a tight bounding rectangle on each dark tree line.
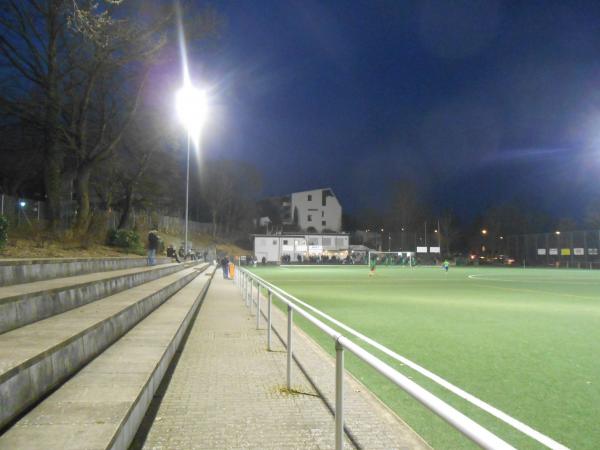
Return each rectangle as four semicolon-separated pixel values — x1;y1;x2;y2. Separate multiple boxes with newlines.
1;0;262;236
339;178;594;255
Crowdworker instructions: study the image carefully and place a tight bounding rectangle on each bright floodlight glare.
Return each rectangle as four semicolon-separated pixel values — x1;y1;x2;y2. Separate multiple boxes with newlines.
481;229;488;235
176;83;208;147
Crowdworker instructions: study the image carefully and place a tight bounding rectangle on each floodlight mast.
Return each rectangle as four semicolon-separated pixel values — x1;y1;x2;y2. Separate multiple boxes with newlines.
176;82;208;258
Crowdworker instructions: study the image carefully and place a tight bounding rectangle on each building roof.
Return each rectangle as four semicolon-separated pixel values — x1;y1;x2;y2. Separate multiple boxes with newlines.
349;244;372;251
291;187;336;196
252;232;349;237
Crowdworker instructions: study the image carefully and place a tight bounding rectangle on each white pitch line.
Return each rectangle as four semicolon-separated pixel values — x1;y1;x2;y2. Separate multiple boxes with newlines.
251;271;570;450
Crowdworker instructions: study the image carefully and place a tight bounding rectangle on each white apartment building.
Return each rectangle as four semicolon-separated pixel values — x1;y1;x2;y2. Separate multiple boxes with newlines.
284;188;342;232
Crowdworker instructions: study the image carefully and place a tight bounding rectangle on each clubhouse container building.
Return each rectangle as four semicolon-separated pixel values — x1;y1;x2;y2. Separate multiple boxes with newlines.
253;233;350;263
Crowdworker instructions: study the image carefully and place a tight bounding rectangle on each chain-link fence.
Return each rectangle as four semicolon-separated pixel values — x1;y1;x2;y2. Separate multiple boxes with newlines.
505;230;600;268
0;194;212;236
0;194;48;226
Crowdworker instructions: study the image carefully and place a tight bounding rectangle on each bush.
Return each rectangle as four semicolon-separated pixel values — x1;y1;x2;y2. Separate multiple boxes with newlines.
107;229;142;253
0;216;7;250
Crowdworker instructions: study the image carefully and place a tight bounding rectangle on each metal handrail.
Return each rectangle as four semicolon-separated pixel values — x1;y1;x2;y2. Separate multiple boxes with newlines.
235;267;517;450
246;270;569;450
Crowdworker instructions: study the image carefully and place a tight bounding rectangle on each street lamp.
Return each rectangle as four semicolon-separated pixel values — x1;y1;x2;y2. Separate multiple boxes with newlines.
481;229;488;235
176;81;208;258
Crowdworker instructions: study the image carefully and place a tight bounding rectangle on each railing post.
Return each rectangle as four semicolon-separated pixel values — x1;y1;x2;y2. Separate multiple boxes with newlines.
335;340;344;450
267;290;272;351
256;284;261;329
287;305;293;389
248;279;253;308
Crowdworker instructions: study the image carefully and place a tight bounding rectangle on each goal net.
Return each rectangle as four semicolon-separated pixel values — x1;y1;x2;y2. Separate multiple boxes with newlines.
368;251;415;267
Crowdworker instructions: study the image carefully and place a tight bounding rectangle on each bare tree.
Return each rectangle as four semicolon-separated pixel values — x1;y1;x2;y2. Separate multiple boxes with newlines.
584;201;600;229
201;160;262;237
1;0;218;229
438;211;460;255
387;179;427;231
0;0;72;226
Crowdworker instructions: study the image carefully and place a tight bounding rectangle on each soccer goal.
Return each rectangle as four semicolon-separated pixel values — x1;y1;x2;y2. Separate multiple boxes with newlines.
368;251;415;267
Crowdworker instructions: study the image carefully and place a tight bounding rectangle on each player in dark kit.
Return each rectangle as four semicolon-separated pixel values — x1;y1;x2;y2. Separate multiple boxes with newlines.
369;255;377;276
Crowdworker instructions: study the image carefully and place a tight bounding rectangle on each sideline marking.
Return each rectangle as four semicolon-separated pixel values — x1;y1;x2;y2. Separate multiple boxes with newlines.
249;271;569;450
468;274;600;301
468;273;600;285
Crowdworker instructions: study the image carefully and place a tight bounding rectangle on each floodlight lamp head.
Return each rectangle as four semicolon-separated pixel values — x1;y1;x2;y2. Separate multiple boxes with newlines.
176;83;208;146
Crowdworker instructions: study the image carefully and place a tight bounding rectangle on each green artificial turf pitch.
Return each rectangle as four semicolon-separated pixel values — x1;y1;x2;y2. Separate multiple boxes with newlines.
248;265;600;449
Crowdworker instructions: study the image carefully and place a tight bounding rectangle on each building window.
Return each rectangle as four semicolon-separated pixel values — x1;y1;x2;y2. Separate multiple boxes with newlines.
321;211;324;217
283;240;288;245
307;215;312;222
308;194;312;201
322;189;333;206
322;220;326;226
273;240;277;245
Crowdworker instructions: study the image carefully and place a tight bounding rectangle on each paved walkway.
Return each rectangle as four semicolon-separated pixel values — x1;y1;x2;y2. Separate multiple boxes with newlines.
137;274;429;450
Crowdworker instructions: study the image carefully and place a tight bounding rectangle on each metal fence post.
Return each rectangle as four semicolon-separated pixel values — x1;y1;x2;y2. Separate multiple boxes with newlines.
267;291;272;351
335;341;344;450
248;278;252;308
248;278;251;308
256;284;261;329
250;280;255;313
287;305;293;389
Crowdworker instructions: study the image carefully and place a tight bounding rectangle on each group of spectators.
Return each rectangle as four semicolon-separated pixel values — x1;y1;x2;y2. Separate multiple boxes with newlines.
146;228;209;266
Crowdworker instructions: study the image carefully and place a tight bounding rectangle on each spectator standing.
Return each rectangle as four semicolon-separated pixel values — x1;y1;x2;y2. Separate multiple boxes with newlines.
221;256;229;279
147;229;160;266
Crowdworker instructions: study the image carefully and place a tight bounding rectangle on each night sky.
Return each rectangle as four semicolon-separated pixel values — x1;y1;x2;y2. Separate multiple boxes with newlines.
186;0;600;219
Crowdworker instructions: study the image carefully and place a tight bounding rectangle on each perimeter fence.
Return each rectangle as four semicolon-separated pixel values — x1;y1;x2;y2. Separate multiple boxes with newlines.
0;193;212;236
506;230;600;268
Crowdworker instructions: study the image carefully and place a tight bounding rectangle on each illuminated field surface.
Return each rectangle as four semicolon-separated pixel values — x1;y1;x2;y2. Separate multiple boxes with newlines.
248;265;600;449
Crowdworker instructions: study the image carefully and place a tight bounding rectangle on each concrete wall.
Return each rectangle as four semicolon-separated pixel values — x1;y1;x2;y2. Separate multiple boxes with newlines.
0;257;170;287
0;266;204;429
254;237;281;263
0;263;190;334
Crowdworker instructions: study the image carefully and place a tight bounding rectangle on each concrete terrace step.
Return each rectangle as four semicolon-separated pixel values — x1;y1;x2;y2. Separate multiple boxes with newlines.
0;257;171;287
0;261;195;334
0;264;207;429
0;265;216;450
